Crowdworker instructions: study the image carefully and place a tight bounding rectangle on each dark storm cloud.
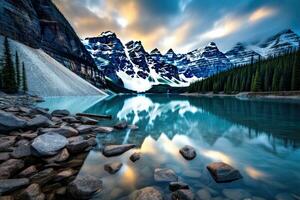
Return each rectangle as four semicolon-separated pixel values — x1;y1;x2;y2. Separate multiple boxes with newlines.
53;0;300;53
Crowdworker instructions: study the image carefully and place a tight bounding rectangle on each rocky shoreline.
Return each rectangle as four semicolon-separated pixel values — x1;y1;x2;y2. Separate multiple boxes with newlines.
0;94;256;200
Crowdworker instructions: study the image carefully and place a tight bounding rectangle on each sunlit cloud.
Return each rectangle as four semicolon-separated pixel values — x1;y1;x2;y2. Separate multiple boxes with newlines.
249;7;276;23
200;16;242;40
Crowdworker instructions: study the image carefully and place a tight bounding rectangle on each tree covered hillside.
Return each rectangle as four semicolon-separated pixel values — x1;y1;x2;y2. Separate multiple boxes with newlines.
188;49;300;93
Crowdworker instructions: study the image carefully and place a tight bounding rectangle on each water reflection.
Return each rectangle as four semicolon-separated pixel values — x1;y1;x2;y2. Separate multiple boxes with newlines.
39;95;300;199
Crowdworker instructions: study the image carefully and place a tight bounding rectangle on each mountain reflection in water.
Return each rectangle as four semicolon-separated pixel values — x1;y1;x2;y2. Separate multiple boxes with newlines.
40;95;300;199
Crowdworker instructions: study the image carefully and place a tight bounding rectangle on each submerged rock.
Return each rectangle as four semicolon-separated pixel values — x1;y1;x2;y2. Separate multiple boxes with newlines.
169;182;189;192
31;133;68;156
104;162;123;174
196;188;212;200
179;145;196;160
154;168;178;182
130;152;141;162
102;144;136;157
171;189;195;200
68;175;103;199
0;178;29;194
207;162;242;183
0;111;27;133
129;186;163;200
222;189;251;200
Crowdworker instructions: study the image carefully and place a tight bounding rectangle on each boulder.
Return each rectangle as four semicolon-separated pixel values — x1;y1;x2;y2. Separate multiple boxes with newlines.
67;140;90;154
76;125;95;134
79;117;98;125
30;168;56;186
68;175;103;199
0;111;27;133
0;152;10;162
207;162;242;183
0;159;24;179
44;148;69;163
0;137;16;152
114;121;128;130
171;189;195;200
39;126;78;138
31;133;68;156
129;186;163;200
27;115;53;128
169;182;189;192
130;152;141;162
55;168;77;182
154;168;178;182
93;126;114;133
0;178;29;194
51;110;70;117
102;144;136;157
18;165;38;178
179;145;196;160
18;183;45;200
104;162;123;174
222;189;251;200
10;144;32;158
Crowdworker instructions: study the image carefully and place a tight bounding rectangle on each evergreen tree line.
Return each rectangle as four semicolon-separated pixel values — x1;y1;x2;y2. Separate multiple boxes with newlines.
0;37;28;94
188;48;300;93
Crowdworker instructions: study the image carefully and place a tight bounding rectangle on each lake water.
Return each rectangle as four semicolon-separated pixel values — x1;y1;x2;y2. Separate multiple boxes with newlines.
39;95;300;200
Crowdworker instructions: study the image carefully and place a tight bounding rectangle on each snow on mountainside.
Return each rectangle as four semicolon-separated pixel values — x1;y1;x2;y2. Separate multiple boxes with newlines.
226;29;300;65
83;29;300;93
0;36;107;97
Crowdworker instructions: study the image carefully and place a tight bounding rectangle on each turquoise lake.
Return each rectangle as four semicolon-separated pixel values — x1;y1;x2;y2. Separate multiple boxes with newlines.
38;95;300;200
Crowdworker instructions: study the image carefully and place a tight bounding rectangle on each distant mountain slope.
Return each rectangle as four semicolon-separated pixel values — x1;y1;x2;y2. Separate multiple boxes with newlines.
0;0;105;87
226;29;300;65
0;36;106;97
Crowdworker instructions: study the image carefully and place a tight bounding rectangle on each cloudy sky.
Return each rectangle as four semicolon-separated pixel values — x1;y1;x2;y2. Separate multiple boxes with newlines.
53;0;300;53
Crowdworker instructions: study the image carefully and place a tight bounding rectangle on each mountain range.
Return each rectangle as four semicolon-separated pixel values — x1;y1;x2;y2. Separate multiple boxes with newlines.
83;29;300;92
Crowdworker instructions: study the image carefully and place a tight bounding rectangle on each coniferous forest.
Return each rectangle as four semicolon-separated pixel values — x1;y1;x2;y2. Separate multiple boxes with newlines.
188;49;300;93
0;37;28;94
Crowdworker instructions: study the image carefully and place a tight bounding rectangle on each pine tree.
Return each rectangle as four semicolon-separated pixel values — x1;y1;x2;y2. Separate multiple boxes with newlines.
252;68;262;92
15;51;21;90
22;62;28;93
291;50;300;90
2;37;17;94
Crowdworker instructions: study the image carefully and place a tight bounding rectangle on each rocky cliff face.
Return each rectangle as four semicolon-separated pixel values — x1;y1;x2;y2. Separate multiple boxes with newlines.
0;0;104;87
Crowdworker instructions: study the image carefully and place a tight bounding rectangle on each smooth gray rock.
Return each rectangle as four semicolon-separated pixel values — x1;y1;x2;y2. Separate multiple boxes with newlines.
222;189;251;200
67;140;89;154
79;117;98;125
0;111;27;133
31;133;68;156
169;182;189;192
51;110;70;117
129;186;163;200
44;148;69;163
171;189;195;200
76;125;95;134
18;183;45;200
130;152;141;162
10;144;31;158
104;162;123;174
103;144;136;157
0;159;24;179
39;126;78;138
0;178;29;194
179;145;196;160
93;126;114;133
68;175;103;199
27;115;53;128
154;168;178;182
0;137;16;152
207;162;242;183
